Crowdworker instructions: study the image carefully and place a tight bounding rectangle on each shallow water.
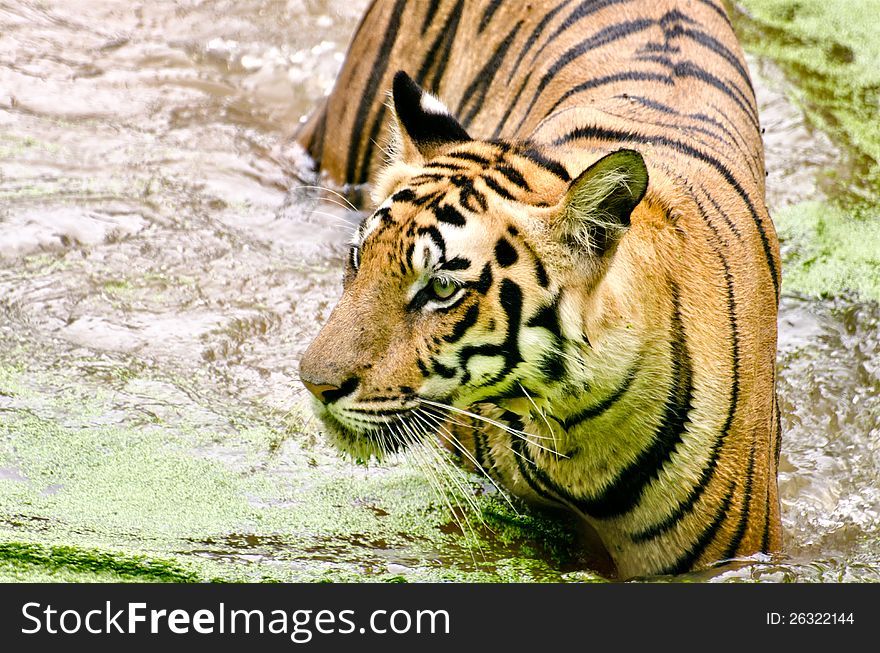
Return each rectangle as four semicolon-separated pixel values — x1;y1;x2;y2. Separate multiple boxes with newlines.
0;0;877;582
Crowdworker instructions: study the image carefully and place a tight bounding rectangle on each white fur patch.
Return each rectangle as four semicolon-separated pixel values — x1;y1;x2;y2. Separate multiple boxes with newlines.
358;197;393;245
420;91;450;116
412;233;443;273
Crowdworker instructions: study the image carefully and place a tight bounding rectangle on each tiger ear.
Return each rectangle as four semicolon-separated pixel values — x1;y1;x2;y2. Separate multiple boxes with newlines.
555;149;648;256
390;70;471;164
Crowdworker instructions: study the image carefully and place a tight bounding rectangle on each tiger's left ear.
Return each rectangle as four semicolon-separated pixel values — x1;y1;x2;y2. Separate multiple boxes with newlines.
390;71;471;164
555;149;648;257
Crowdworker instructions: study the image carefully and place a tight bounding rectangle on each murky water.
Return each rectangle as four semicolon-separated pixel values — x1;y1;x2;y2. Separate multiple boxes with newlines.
0;0;877;582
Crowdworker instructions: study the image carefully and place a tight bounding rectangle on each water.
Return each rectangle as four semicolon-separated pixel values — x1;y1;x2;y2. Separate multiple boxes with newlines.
0;0;877;582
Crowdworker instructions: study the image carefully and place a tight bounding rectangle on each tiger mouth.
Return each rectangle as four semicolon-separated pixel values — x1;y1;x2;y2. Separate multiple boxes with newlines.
314;400;436;459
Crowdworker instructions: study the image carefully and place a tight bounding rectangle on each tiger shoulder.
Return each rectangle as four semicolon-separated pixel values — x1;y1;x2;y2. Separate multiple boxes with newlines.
297;0;782;579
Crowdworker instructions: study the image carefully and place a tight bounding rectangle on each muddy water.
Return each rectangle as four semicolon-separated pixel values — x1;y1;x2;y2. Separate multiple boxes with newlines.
0;0;877;582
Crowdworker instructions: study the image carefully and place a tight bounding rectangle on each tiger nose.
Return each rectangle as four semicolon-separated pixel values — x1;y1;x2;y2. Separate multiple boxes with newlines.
302;380;339;404
301;376;359;404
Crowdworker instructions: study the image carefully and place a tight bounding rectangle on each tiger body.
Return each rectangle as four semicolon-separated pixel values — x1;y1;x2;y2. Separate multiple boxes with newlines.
298;0;782;579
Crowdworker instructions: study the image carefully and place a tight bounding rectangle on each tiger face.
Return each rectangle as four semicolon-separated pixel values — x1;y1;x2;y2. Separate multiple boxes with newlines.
300;72;648;462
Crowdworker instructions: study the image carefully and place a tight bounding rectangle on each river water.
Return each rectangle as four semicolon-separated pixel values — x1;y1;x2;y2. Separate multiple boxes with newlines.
0;0;877;582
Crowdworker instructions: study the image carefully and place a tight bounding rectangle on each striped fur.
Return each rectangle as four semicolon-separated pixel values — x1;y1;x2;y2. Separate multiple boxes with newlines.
298;0;782;579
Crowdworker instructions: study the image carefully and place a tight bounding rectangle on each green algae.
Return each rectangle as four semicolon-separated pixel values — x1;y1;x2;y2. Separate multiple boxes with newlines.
0;363;586;583
734;0;880;197
774;201;880;302
0;542;202;583
732;0;880;302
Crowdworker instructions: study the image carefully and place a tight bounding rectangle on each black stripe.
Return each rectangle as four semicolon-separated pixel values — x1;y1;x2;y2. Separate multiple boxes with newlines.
518;146;571;181
494;237;519;267
707;120;761;181
706;100;759;161
599;100;742;172
344;0;407;183
443;256;471;271
533;256;550;288
416;0;465;93
457;278;523;387
391;188;418;204
416;225;447;258
402;243;414;276
560;362;638;431
510;426;565;505
482;174;516;201
478;0;504;33
420;0;442;35
539;353;567;382
410;173;446;184
630;196;738;543
527;0;634;68
517;238;552;289
543;71;675;116
525;300;563;340
760;478;773;554
432;359;457;378
459;183;488;213
444;303;479;344
663;479;736;574
672;61;758;129
723;437;756;559
433;203;467;226
677;27;754;95
635;53;676;67
506;0;574;83
456;21;523;126
552;125;780;300
773;391;782;466
472;262;493;295
447;151;491;166
614;94;731;148
625;95;756;174
696;0;733;28
472;428;489;475
573;283;694;520
491;70;531;138
424;160;468;171
701;184;743;239
517;18;656;130
494;165;532;192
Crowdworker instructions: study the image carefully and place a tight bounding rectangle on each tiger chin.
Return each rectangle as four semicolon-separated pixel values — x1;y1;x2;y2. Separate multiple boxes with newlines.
298;2;782;580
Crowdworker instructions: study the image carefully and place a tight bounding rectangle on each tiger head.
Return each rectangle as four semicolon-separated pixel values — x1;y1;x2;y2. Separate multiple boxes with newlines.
299;71;648;461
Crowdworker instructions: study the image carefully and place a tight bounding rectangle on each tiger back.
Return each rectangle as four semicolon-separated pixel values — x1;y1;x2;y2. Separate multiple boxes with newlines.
297;0;782;579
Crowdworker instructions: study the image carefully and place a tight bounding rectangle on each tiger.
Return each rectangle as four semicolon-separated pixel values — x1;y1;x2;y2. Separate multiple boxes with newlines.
296;0;782;579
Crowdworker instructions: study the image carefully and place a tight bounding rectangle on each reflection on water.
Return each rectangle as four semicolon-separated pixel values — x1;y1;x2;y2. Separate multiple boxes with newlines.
0;0;877;581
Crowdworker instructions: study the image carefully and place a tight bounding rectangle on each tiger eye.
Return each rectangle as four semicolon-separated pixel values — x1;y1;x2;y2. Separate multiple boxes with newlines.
431;277;457;299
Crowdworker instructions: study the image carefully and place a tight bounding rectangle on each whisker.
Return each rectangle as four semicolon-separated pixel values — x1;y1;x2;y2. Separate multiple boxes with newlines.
306;209;358;233
414;408;518;514
409;411;488;521
518;383;562;461
418;399;550;441
401;417;483;541
420;399;568;458
396;416;478;553
291;184;359;211
314;196;361;215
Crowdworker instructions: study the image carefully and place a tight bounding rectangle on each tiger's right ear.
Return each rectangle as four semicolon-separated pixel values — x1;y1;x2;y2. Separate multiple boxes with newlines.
390;71;471;165
554;149;648;257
